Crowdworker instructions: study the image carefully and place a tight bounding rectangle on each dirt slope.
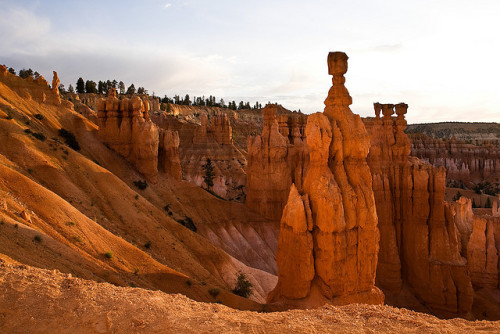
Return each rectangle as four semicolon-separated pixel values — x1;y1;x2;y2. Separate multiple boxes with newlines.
1;260;499;334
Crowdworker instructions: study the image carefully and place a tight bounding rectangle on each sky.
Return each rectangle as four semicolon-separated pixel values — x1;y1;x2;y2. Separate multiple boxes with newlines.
0;0;499;123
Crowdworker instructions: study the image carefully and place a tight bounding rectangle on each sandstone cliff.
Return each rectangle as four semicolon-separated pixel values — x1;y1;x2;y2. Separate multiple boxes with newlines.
0;65;63;107
410;134;500;188
152;110;247;199
97;89;181;182
268;52;382;307
245;104;307;220
365;103;474;317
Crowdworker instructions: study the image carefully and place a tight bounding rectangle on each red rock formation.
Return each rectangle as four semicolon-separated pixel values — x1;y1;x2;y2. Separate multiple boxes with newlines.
193;112;232;145
268;52;382;307
410;134;500;186
467;216;500;289
97;89;181;182
0;66;61;106
365;103;474;316
245;104;307;220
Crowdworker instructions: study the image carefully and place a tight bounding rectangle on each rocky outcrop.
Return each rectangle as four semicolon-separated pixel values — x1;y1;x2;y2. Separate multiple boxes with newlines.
467;216;500;289
152;111;246;200
245;105;307;220
268;52;382;307
364;103;474;316
97;89;181;182
193;112;232;145
0;66;61;106
410;135;500;186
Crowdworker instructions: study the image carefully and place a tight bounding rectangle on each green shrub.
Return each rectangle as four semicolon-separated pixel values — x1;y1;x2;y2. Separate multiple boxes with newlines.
186;280;192;286
6;111;13;120
104;251;113;259
208;288;220;298
232;272;252;298
32;132;46;141
176;216;197;232
66;221;76;226
73;235;82;243
24;128;32;134
133;180;148;190
34;113;45;120
144;240;152;249
33;235;42;242
58;128;80;151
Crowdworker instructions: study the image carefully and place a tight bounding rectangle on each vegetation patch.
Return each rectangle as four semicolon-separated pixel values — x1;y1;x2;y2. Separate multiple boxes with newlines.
33;235;42;243
232;272;253;298
58;128;80;151
34;113;45;120
176;216;197;232
104;251;113;259
208;288;220;298
133;180;148;190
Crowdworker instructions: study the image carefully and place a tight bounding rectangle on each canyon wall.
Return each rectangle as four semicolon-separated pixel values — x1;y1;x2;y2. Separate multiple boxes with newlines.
364;103;474;316
245;104;307;220
152;111;247;199
268;52;382;307
410;134;500;186
97;89;181;182
0;66;64;107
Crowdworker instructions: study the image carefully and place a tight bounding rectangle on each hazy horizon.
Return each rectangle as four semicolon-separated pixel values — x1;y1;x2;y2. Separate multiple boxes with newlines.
1;0;499;123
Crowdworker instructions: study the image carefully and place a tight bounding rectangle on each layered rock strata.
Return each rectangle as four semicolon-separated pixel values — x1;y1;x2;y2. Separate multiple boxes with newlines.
467;215;500;289
364;103;474;316
97;89;181;182
245;104;307;220
410;135;500;185
268;52;382;307
0;66;62;106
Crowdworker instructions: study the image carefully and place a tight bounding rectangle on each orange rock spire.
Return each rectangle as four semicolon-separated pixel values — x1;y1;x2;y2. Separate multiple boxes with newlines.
268;52;383;307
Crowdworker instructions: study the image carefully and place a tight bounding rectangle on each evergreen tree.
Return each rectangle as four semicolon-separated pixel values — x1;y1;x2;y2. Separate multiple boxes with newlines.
126;84;136;95
58;84;66;94
76;77;85;93
7;67;15;75
98;81;105;94
202;158;215;191
85;80;97;94
137;87;145;94
118;81;125;94
184;94;191;106
19;68;34;79
68;84;75;93
111;80;118;89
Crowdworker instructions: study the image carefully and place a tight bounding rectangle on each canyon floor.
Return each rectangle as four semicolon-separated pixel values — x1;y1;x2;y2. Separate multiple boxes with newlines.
2;257;499;334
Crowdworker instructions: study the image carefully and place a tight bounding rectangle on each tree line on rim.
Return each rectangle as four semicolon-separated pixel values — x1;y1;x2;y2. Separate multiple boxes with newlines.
3;66;270;111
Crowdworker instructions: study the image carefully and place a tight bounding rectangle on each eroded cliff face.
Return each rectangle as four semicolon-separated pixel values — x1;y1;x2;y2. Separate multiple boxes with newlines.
365;103;474;317
245;104;307;220
410;135;500;187
153;111;247;200
467;215;500;289
0;66;64;107
268;52;382;307
97;89;181;182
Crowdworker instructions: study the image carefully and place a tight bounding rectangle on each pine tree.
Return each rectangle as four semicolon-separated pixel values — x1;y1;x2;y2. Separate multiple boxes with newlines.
202;158;215;191
76;77;85;93
118;81;125;94
68;84;75;93
126;84;136;95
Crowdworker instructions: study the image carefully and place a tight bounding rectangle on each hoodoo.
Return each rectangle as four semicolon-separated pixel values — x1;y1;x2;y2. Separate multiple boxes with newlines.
268;52;383;307
97;88;182;182
364;102;474;317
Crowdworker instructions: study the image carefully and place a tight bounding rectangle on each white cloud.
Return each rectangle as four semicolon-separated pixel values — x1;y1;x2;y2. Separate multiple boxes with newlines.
163;3;172;9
